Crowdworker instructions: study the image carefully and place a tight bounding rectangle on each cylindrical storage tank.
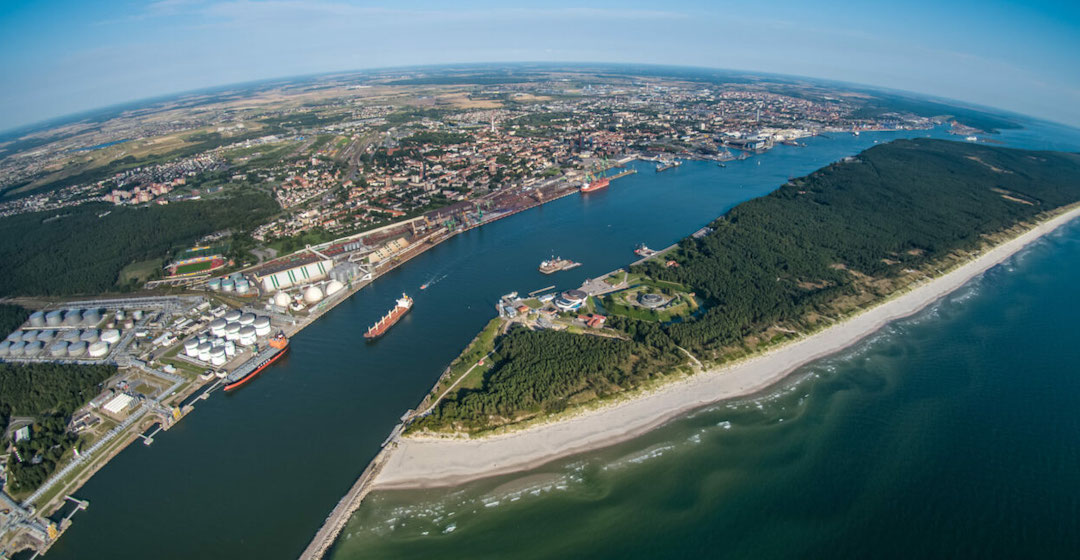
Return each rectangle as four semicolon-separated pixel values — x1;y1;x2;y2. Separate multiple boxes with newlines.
9;341;26;356
46;310;64;327
101;329;121;344
184;339;200;357
239;313;255;326
236;281;250;295
132;310;144;321
224;341;236;358
225;322;241;341
80;329;100;344
29;311;46;327
49;341;68;357
115;310;125;321
22;331;38;343
61;329;81;342
87;341;109;358
5;330;22;343
221;279;235;292
210;318;227;337
82;309;102;326
197;342;212;362
210;347;226;366
325;280;344;296
0;340;10;357
64;309;82;326
225;310;242;322
208;278;222;291
238;326;257;346
253;316;271;337
67;341;87;357
273;292;291;307
35;330;53;343
24;341;44;357
123;319;135;330
303;286;324;304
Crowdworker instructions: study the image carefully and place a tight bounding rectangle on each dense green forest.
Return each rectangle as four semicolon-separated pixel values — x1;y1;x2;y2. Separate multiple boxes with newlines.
0;303;30;339
0;192;277;296
420;139;1080;432
0;362;115;491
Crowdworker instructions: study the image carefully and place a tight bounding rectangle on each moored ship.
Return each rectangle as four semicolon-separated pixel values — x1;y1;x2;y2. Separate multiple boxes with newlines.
580;173;610;192
224;332;289;391
539;256;581;274
655;159;682;172
365;294;413;339
634;243;657;257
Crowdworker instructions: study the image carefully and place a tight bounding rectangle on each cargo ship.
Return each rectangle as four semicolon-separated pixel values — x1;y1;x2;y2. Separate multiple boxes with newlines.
364;294;413;339
538;256;581;274
223;332;289;391
580;173;610;193
655;160;682;172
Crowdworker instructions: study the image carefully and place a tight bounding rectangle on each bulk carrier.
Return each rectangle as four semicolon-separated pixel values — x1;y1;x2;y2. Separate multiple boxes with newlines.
364;294;413;339
223;332;289;391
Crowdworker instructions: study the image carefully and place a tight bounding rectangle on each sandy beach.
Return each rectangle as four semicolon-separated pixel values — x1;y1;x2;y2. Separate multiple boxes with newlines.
372;206;1080;490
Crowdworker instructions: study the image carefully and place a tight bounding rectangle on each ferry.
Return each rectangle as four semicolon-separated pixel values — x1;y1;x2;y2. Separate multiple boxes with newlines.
223;332;289;391
364;294;413;339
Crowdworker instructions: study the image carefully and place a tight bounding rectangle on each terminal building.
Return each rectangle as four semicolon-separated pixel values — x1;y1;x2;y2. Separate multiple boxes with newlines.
554;289;588;311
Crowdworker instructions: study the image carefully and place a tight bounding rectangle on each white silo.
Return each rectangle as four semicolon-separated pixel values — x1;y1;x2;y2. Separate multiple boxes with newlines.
253;316;271;337
208;278;222;291
48;341;68;358
80;330;100;344
88;341;109;358
210;347;226;366
238;326;257;346
101;329;121;344
184;339;200;357
210;318;227;337
82;309;102;326
236;281;250;295
303;285;324;304
24;341;44;357
67;341;87;357
225;309;242;323
221;278;235;292
5;331;22;343
29;311;46;327
239;313;255;326
123;319;135;330
132;310;144;321
115;310;125;321
224;341;236;358
0;340;10;357
225;322;241;341
22;331;38;343
45;310;64;327
62;329;82;342
37;330;55;343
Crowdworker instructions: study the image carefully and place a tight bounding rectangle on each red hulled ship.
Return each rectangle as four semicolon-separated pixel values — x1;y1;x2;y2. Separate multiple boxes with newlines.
223;332;289;391
365;294;413;339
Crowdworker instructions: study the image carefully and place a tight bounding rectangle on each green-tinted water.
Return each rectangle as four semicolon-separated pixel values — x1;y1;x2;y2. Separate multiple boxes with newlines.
41;122;1080;559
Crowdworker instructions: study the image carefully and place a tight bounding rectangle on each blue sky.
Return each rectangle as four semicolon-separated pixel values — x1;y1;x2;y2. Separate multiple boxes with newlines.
1;0;1079;131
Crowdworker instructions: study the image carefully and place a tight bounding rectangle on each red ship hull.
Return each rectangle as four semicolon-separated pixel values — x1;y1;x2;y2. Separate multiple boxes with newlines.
580;177;610;192
364;305;411;339
224;344;289;391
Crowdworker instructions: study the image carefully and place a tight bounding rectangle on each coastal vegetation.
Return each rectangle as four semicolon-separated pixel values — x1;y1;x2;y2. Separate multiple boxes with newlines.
414;139;1080;434
0;192;277;297
0;303;30;340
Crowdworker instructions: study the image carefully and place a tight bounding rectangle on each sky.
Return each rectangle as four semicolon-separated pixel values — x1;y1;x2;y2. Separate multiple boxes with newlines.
1;0;1079;131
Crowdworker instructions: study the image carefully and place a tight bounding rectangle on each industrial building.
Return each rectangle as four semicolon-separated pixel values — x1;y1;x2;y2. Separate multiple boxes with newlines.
254;258;334;292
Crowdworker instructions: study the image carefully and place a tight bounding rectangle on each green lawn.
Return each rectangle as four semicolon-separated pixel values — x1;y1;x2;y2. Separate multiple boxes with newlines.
117;258;163;286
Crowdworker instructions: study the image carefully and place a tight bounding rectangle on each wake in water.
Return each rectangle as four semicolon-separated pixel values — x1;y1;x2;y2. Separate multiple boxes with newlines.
419;273;448;291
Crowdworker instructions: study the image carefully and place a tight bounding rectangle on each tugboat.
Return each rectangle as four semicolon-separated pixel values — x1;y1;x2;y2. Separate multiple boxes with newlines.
364;294;413;340
634;244;658;257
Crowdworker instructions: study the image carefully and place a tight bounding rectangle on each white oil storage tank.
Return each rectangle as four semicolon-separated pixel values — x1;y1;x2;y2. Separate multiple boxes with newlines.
184;339;200;357
48;341;68;357
224;341;236;358
225;322;241;341
221;279;235;292
238;326;257;346
9;341;26;357
101;329;121;344
21;331;38;343
239;313;255;326
82;309;102;326
24;341;44;357
67;341;87;357
37;330;55;343
87;341;109;358
303;285;324;304
210;347;226;366
132;310;144;321
236;281;250;294
225;310;242;323
64;309;82;326
0;340;10;357
5;331;22;343
29;311;46;327
210;318;227;337
45;310;64;326
80;330;100;344
197;342;212;362
208;278;222;291
61;329;82;342
253;316;271;337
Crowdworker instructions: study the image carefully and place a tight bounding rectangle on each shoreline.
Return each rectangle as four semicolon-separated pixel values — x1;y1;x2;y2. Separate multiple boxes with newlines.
371;204;1080;490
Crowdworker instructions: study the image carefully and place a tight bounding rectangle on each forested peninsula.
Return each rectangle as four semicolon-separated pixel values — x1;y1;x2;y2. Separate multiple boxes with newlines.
412;139;1080;434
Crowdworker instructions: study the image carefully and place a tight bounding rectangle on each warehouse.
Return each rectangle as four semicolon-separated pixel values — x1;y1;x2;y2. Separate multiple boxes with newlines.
255;258;334;292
